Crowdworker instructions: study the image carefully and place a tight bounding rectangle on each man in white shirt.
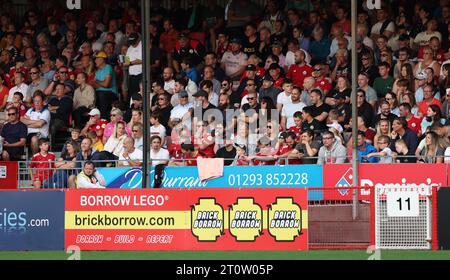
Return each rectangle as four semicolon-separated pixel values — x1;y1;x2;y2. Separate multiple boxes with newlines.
20;92;51;154
163;67;176;94
281;86;306;130
149;135;170;166
277;79;294;111
8;72;29;104
220;38;248;80
131;123;143;150
169;91;193;129
118;136;143;167
125;32;142;102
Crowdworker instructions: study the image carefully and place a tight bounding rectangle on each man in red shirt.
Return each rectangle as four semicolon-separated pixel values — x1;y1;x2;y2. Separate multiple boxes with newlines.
30;138;55;188
169;143;203;166
80;108;108;139
399;102;422;136
418;85;442;118
286;49;313;88
312;64;332;96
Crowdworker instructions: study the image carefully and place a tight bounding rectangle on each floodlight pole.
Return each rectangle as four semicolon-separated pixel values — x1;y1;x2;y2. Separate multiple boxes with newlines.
141;0;151;188
351;0;359;219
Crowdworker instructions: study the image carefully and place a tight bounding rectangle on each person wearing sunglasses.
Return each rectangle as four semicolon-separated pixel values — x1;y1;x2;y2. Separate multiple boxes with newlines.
0;106;27;161
44;66;75;97
26;67;48;102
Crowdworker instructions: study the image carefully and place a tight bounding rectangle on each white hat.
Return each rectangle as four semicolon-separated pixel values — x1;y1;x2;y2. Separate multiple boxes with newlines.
88;108;101;116
327;122;343;133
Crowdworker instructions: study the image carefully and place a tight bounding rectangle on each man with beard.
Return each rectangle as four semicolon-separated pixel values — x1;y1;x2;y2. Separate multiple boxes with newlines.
373;100;397;128
287;49;313;88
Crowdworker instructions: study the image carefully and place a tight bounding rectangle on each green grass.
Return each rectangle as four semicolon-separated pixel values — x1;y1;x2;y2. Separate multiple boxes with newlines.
1;250;450;260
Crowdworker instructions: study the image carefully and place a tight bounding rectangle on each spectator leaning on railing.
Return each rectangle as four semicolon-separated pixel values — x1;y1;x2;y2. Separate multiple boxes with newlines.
76;160;106;189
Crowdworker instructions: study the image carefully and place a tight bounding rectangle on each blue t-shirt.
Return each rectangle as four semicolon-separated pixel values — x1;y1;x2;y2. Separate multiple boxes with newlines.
1;121;27;157
357;143;378;163
95;64;117;94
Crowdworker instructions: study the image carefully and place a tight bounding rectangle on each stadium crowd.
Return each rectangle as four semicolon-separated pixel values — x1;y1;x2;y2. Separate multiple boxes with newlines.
1;0;450;188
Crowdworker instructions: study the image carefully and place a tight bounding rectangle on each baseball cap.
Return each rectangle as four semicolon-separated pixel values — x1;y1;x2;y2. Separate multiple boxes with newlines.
262;75;274;82
95;51;108;59
88;108;101;116
327;122;343;133
268;63;280;71
192;90;208;98
245;64;257;71
230;37;242;44
415;72;427;80
178;91;189;98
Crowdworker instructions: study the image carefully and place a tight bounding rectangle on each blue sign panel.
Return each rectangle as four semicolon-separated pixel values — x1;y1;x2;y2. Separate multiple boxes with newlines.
99;165;323;199
0;190;65;250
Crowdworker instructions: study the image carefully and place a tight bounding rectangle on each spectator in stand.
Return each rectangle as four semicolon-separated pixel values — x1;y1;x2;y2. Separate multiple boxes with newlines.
29;138;55;188
215;138;237;166
373;119;391;150
287;49;313;88
172;32;206;74
72;72;96;128
281;86;306;131
88;131;104;152
80;108;108;139
418;84;443;118
421;104;446;134
373;100;397;128
384;92;400;116
26;66;48;101
356;130;378;163
124;93;143;123
44;65;75;98
92;51;117;120
317;130;347;164
124;32;142;103
76;161;106;189
0;74;9;111
7;72;29;105
373;62;394;99
370;7;395;41
131;122;143;150
47;82;73;141
169;143;201;166
103;108;132;144
394;139;416;163
6;92;27;117
0;106;27;161
418;131;445;163
359;51;378;86
357;72;377;108
399;103;422;136
21;91;50;155
390;117;419;158
221;37;248;81
43;139;79;189
118;136;143;167
103;121;128;158
366;135;393;163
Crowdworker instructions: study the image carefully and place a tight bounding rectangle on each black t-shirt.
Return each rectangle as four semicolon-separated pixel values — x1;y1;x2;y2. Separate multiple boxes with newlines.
310;103;331;121
155;105;173;133
243;37;260;57
241;103;260;116
357;102;375;129
335;103;352;126
301;119;327;134
215;146;237;166
1;121;27;158
48;95;73;125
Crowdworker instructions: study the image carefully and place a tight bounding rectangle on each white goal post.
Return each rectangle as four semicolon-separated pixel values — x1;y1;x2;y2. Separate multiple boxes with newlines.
374;185;433;250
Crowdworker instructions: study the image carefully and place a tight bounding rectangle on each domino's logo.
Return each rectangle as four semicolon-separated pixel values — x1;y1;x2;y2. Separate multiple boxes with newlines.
335;168;353;196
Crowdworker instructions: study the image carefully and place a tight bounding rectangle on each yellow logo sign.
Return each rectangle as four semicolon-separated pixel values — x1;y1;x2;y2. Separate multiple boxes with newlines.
191;198;224;241
229;198;263;241
267;197;302;241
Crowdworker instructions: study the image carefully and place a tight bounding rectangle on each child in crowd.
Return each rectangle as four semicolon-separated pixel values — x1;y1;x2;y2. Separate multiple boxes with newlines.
288;111;303;142
61;128;83;158
366;135;393;163
150;112;166;146
232;144;250;166
6;92;27;117
30;138;55;188
394;139;416;163
88;130;104;152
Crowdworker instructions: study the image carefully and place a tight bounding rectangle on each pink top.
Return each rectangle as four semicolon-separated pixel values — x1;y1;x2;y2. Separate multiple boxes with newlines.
102;122;132;143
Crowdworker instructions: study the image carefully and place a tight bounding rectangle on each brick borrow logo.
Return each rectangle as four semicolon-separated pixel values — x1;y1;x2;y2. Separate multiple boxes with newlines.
336;168;353;196
191;198;224;242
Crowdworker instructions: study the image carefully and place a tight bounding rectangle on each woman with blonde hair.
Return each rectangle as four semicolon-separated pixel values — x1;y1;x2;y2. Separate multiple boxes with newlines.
418;131;444;163
373;119;391;149
103;121;129;157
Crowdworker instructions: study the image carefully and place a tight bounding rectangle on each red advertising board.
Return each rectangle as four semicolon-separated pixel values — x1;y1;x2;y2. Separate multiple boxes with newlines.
322;164;447;201
0;161;18;189
65;188;308;250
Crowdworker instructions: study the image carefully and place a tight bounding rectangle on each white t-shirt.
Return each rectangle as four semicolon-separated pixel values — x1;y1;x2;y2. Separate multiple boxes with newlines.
221;51;248;77
371;21;395;36
164;79;176;93
25;107;51;137
150;148;170;166
126;41;143;75
414;31;442;47
445;147;450;163
277;91;292;108
170;103;193;127
378;147;393;163
119;148;143;166
150;124;166;138
241;92;260;106
282;101;306;128
8;83;29;102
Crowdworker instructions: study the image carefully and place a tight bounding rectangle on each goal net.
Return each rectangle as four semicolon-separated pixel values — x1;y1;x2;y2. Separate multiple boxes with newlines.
375;185;433;250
